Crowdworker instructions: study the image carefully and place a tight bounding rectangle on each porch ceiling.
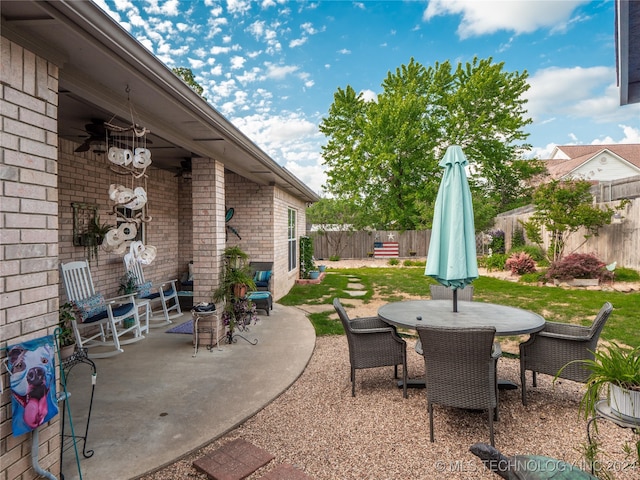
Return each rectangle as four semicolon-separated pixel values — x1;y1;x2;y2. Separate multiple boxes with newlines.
1;0;319;202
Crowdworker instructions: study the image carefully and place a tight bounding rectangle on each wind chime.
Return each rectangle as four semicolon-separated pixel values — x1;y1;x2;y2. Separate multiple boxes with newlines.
102;86;157;264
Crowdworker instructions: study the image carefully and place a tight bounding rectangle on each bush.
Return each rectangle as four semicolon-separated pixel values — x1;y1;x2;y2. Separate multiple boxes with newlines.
329;255;341;261
388;258;399;266
511;227;526;249
614;267;640;282
488;229;505;254
505;252;537;275
483;253;508;272
546;253;610;281
508;245;546;262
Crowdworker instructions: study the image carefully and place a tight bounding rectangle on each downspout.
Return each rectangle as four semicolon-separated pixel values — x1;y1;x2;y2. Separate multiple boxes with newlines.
32;427;58;480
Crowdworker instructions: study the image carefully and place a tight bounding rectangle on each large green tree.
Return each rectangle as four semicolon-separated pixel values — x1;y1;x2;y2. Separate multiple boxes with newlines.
319;57;543;231
172;67;205;98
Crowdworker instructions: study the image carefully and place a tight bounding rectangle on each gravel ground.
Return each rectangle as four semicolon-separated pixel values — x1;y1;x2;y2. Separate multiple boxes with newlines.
141;260;638;480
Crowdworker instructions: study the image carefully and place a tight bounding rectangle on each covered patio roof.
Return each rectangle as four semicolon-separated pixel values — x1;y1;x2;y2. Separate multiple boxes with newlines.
1;0;319;203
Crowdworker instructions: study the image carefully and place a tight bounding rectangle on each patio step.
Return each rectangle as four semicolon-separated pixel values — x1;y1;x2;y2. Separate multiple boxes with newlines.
193;438;274;480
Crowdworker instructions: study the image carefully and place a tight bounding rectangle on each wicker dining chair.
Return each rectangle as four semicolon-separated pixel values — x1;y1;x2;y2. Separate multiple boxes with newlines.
519;302;613;405
414;285;476;355
333;298;408;398
417;325;501;446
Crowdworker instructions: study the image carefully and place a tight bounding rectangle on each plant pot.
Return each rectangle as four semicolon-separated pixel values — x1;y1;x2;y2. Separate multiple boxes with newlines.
318;265;326;272
309;270;320;280
553;278;600;287
60;344;76;361
409;251;417;257
609;383;640;421
233;283;248;298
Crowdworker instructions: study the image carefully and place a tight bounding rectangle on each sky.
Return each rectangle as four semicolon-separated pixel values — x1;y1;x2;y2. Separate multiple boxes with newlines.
95;0;640;195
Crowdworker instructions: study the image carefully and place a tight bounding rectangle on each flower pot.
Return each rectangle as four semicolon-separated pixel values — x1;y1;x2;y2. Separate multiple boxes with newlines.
233;283;248;298
318;265;326;272
309;270;320;280
60;344;76;361
609;383;640;421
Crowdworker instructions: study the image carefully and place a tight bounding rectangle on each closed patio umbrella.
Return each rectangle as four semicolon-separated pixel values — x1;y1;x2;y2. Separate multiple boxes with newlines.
425;145;478;312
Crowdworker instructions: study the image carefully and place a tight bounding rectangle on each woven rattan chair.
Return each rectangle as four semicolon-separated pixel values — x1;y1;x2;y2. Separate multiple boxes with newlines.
519;302;613;405
417;325;500;446
333;298;408;398
415;285;476;355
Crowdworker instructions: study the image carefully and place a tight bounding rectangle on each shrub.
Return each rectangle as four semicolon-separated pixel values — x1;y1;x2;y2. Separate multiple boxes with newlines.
614;267;640;282
329;255;341;261
508;245;546;262
488;229;505;254
546;253;609;281
511;227;526;249
388;258;399;266
483;253;507;271
505;252;537;275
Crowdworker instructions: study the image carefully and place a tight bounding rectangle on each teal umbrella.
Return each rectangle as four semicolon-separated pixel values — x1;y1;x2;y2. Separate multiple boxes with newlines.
425;145;478;312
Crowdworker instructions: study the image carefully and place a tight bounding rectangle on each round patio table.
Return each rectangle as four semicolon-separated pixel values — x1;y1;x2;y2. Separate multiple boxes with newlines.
378;299;545;390
378;300;545;335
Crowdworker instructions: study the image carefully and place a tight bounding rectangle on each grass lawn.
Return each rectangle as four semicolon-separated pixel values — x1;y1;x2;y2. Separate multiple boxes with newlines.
280;266;640;348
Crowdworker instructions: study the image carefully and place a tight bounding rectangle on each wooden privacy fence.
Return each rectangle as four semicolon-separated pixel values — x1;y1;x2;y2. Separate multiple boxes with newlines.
311;230;431;260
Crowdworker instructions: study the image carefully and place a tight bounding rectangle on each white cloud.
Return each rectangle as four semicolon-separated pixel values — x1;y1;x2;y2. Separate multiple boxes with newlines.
188;58;206;69
290;37;308;48
230;55;246;70
263;62;299;80
360;89;378;103
144;0;180;16
227;0;252;16
210;45;232;55
423;0;589;39
338;48;351;55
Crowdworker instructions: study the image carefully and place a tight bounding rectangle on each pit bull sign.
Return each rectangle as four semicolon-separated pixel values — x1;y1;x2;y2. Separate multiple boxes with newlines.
7;336;59;436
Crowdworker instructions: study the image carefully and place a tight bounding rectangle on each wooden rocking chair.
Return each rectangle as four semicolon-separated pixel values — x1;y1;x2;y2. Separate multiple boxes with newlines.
60;260;144;359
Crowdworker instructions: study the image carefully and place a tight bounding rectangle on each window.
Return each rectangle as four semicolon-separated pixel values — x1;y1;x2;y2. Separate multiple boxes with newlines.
288;208;296;272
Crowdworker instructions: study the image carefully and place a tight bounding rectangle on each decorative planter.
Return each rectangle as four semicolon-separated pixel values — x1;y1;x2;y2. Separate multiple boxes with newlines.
609;383;640;421
233;283;248;298
309;270;320;280
554;278;600;287
60;344;76;361
409;251;417;257
318;265;326;272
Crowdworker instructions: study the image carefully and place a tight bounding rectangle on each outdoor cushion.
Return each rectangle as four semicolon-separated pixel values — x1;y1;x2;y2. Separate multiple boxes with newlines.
254;270;272;283
137;281;153;298
72;293;107;323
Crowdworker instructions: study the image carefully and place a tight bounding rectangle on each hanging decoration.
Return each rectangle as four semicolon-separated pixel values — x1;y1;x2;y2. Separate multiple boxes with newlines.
102;85;157;264
6;336;59;436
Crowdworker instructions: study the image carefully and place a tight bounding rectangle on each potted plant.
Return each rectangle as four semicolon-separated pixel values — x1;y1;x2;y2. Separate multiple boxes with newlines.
58;302;77;360
560;342;640;422
212;245;257;341
82;214;114;261
546;253;610;286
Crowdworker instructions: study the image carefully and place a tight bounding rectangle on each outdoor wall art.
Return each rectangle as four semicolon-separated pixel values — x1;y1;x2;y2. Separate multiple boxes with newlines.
6;336;59;436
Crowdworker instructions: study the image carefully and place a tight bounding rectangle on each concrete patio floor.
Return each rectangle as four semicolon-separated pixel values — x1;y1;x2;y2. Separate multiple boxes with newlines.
60;303;315;480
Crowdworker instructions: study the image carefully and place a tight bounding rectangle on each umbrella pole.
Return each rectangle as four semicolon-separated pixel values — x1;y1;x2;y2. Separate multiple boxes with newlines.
453;289;458;312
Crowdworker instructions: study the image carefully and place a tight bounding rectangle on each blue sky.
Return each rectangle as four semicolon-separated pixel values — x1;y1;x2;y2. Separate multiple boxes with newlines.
96;0;640;194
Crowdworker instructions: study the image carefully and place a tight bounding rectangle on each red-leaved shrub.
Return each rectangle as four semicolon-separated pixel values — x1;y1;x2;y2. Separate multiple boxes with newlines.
546;253;608;281
505;252;536;275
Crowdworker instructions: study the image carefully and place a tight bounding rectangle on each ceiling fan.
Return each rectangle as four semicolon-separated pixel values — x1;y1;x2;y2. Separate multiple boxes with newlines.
174;158;192;179
74;118;107;152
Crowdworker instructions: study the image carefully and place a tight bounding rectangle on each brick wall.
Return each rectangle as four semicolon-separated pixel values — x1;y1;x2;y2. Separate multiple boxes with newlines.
1;36;62;480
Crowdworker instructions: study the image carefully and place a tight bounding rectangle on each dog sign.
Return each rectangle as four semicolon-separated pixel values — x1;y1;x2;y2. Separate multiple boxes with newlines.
7;336;59;436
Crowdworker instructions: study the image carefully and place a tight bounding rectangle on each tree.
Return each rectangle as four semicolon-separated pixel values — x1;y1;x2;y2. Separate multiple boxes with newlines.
319;57;543;231
172;67;205;98
521;179;629;262
306;198;360;258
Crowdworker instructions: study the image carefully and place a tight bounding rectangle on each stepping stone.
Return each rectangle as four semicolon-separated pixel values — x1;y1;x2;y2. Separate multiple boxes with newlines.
346;282;365;289
193;438;274;480
258;463;313;479
345;290;367;297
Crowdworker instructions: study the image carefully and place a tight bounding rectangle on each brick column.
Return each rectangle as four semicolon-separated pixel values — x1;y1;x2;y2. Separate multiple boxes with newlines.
191;157;225;304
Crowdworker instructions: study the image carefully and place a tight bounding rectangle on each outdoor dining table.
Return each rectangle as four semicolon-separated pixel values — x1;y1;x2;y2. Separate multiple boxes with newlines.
377;299;546;389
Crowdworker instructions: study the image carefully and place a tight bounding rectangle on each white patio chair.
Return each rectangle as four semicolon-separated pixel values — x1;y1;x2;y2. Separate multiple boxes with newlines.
60;260;144;359
123;254;182;326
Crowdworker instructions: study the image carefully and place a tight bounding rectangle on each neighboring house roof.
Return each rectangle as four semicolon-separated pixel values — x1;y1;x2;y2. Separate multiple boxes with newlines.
543;144;640;181
616;0;640;105
1;0;319;203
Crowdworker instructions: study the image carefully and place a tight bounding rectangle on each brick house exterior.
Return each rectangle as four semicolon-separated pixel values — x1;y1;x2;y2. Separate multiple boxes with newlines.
0;2;317;478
